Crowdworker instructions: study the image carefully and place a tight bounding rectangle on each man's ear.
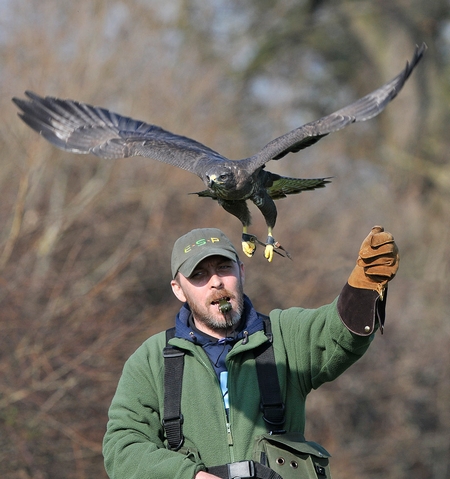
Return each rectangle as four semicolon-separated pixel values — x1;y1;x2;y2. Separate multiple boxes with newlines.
239;261;245;285
171;279;187;303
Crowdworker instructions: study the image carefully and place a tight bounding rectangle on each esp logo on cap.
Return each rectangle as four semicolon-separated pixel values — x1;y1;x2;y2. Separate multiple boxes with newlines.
184;237;220;253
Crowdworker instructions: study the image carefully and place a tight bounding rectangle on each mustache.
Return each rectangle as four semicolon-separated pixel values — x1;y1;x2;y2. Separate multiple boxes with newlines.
208;290;235;305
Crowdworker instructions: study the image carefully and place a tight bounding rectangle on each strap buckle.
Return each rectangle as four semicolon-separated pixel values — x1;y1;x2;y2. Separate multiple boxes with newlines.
162;414;184;451
261;402;285;423
227;460;256;479
162;413;184;426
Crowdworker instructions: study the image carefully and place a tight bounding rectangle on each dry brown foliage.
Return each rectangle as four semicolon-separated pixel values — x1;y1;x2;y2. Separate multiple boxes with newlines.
1;1;449;478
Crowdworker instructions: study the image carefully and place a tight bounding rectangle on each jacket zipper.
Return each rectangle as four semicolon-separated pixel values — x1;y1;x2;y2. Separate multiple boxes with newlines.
196;351;236;462
226;420;235;463
225;363;235;464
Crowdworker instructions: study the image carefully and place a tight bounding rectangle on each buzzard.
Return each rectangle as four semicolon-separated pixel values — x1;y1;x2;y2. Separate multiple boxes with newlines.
13;43;425;261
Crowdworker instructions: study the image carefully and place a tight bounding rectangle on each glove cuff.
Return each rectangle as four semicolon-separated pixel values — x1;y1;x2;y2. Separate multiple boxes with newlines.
337;282;387;336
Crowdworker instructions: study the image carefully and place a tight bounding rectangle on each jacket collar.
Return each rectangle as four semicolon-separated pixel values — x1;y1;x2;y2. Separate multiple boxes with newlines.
174;294;264;345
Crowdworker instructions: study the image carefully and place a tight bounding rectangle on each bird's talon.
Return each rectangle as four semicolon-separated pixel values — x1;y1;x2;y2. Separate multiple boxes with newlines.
242;241;257;258
242;232;257;257
264;244;274;262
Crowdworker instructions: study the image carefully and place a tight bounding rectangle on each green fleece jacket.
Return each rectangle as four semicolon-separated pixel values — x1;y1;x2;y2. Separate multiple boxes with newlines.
103;287;379;479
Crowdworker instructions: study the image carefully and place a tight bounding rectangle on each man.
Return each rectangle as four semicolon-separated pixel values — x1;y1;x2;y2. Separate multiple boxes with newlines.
103;226;399;479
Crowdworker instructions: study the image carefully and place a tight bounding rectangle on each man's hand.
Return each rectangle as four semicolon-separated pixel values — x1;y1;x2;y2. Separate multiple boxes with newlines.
195;472;221;479
348;226;399;299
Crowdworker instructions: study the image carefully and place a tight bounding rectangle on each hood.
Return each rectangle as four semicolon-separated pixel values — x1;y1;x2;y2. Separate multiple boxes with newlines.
174;295;265;377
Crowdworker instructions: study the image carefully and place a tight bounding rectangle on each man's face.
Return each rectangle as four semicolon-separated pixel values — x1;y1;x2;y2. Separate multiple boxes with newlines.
171;255;245;337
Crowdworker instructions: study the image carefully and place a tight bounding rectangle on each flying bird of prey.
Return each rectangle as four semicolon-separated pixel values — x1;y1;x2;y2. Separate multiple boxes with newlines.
13;43;426;262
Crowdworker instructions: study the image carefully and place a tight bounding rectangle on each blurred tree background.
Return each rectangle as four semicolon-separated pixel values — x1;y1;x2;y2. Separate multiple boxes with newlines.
1;0;449;478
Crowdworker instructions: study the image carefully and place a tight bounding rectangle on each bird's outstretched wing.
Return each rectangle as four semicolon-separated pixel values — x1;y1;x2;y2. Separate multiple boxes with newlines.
244;42;426;170
266;176;332;200
12;91;227;177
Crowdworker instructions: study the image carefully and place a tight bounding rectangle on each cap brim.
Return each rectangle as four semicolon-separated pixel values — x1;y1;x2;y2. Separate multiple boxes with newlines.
176;248;238;278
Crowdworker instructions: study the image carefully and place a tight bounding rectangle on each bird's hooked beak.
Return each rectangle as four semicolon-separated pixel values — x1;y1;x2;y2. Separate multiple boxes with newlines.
207;174;218;188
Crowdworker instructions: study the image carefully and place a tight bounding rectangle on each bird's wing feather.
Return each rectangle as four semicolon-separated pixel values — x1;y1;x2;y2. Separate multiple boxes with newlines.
189;189;218;199
12;91;227;177
243;43;426;171
266;176;331;200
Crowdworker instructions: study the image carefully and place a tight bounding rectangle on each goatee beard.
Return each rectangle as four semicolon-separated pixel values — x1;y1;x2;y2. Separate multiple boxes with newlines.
189;288;244;334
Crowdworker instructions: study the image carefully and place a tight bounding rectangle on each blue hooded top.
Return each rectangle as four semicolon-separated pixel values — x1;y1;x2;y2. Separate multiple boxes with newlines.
174;295;265;378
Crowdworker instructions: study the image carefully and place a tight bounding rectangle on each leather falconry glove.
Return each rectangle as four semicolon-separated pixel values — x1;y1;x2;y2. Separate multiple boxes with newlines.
348;226;399;300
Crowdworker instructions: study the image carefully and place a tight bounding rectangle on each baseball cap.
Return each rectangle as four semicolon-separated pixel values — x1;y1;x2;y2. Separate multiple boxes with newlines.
171;228;239;278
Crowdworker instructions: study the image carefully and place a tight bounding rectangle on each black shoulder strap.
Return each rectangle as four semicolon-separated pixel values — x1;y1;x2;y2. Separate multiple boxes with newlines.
254;315;285;433
162;327;185;451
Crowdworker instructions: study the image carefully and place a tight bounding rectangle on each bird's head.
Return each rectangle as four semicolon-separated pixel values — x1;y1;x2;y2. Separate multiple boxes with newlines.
205;167;236;194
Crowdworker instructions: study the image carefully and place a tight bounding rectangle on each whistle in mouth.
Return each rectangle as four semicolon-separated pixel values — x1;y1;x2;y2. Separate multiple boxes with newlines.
218;298;232;313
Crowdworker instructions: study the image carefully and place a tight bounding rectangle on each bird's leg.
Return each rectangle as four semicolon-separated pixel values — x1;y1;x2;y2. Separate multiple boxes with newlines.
241;226;292;261
242;226;257;258
250;192;280;262
264;228;275;262
263;228;292;262
217;199;256;258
